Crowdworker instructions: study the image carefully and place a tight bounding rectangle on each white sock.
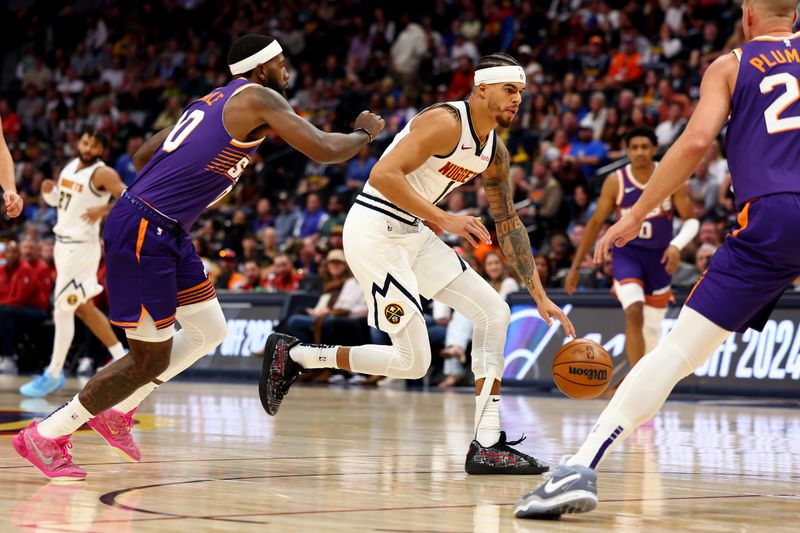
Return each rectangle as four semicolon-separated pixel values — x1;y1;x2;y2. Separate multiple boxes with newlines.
643;305;667;353
567;307;731;469
108;342;126;360
113;382;158;413
37;394;94;438
476;395;501;447
567;412;634;469
47;308;76;379
289;344;339;369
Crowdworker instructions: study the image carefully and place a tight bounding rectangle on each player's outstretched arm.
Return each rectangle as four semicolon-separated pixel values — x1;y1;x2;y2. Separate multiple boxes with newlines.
369;107;491;246
484;138;575;337
133;127;174;172
595;53;737;262
0;117;22;218
565;174;618;293
253;87;384;163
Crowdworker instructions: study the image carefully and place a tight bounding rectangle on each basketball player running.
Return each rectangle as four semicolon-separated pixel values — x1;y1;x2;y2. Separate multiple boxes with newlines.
565;127;697;374
0;116;23;217
261;53;575;474
13;34;384;481
20;131;128;398
515;0;800;517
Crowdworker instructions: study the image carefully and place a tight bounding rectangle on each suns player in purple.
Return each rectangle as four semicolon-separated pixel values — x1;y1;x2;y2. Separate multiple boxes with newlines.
516;0;800;518
566;127;696;373
13;34;384;481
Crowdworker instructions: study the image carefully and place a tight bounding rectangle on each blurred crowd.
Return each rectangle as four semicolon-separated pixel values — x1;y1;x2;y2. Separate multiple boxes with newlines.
0;0;781;381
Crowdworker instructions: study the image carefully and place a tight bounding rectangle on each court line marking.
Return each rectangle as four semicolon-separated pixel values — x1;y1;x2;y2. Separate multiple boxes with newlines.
13;490;800;529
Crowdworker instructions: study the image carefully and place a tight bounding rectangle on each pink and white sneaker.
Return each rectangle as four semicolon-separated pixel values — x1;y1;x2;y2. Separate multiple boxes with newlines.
12;421;87;482
87;408;141;462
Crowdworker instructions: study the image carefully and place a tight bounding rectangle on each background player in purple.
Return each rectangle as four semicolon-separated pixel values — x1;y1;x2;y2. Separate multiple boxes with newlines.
565;127;696;375
516;0;800;518
13;34;384;481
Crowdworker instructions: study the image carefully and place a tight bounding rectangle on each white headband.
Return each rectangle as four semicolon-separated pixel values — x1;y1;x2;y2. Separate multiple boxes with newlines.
229;40;283;75
473;65;526;86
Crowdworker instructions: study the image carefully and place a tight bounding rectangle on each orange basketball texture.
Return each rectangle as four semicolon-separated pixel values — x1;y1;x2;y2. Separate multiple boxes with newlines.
552;339;613;399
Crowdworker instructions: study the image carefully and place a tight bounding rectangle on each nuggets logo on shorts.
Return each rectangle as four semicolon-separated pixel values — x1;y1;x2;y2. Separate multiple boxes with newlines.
67;294;78;305
384;303;404;324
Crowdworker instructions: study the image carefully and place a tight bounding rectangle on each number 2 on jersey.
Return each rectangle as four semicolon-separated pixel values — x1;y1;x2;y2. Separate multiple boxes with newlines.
58;190;72;210
163;110;205;152
760;72;800;134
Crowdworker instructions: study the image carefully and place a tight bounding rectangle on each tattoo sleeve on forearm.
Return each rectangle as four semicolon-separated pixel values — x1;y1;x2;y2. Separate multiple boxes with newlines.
484;141;540;296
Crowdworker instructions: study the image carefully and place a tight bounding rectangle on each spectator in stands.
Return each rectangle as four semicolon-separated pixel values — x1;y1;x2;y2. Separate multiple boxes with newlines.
697;219;723;247
260;227;280;265
19;236;54;300
252;198;274;234
343;145;377;194
604;35;643;88
295;192;329;238
274;192;302;243
0;241;50;374
243;259;265;291
529;158;563;225
655;102;687;147
215;249;248;291
674;243;717;290
581;36;610;86
320;196;346;238
115;135;144;186
689;160;719;216
264;253;303;292
566;124;607;181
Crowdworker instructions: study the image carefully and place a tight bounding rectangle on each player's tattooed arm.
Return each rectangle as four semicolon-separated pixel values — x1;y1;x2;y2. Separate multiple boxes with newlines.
133;127;173;171
484;138;576;337
253;87;384;163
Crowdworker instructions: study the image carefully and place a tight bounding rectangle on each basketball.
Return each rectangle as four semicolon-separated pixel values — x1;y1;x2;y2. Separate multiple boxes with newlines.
552;339;613;399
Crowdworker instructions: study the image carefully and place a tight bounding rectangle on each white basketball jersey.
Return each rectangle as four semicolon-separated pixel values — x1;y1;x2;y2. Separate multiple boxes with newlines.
361;101;496;213
53;158;111;242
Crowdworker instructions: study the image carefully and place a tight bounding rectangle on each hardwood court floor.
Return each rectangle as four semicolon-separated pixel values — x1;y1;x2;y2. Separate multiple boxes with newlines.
0;375;798;532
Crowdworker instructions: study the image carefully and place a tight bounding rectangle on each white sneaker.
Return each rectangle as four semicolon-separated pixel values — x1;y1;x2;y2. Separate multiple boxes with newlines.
0;356;18;374
76;357;94;377
347;374;367;385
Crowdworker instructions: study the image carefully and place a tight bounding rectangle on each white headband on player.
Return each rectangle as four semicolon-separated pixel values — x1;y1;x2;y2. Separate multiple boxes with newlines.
473;65;526;86
229;40;283;75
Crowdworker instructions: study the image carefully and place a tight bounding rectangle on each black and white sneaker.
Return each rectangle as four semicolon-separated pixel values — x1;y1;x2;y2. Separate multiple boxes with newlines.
465;432;549;475
259;333;303;416
513;463;598;518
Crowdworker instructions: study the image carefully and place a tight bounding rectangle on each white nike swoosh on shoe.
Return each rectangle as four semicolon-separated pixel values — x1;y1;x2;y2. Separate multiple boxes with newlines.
542;473;581;494
29;434;55;465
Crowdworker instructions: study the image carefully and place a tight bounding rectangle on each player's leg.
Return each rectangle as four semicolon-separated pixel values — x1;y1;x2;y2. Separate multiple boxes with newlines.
75;301;126;361
615;282;645;367
641;251;673;353
432;268;548;474
20;241;82;397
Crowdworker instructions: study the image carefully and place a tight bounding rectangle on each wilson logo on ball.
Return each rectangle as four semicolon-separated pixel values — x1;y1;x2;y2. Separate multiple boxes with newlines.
568;366;608;381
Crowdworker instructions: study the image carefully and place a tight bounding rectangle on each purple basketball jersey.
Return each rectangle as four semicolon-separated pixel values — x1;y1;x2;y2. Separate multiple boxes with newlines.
129;78;263;231
614;164;673;250
727;34;800;208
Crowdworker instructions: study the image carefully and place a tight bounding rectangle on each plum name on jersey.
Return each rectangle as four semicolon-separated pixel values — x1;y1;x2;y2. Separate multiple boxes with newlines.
749;48;800;73
438;161;479;184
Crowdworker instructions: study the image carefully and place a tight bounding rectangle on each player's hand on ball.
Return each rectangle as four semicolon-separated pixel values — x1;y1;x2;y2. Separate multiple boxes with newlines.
594;213;643;264
3;191;22;218
536;296;576;338
660;244;681;274
440;213;491;247
41;179;56;193
355;110;385;139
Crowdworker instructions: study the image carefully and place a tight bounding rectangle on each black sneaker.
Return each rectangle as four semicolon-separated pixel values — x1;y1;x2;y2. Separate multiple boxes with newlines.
465;432;549;475
259;333;303;416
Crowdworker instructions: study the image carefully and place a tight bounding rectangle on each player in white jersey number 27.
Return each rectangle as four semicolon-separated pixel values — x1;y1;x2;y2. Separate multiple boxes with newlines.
20;131;127;398
262;52;576;474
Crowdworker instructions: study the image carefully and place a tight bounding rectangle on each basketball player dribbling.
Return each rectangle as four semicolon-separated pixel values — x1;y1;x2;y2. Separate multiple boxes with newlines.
13;34;384;481
565;127;697;376
262;53;576;474
516;0;800;518
20;130;128;398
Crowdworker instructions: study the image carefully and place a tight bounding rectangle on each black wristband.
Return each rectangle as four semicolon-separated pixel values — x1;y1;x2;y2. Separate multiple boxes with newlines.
354;127;373;143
